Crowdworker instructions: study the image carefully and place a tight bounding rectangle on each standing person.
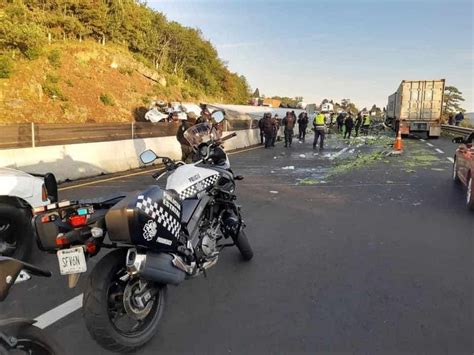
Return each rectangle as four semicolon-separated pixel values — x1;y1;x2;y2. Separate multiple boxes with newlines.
313;111;326;150
454;111;464;126
448;113;454;125
344;113;354;139
297;112;309;142
354;113;363;137
361;114;371;135
282;111;296;148
176;112;195;163
336;113;344;133
262;113;276;148
197;104;211;124
258;115;265;144
291;111;297;121
272;114;280;146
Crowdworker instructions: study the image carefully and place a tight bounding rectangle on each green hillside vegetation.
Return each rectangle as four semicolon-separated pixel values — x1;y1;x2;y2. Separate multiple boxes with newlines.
0;0;251;123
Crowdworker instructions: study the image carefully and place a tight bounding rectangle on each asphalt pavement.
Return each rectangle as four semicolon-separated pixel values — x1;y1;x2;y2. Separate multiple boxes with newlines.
1;131;472;354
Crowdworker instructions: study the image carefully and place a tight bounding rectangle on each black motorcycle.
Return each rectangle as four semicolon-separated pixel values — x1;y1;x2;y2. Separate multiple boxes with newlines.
0;256;62;354
33;111;253;352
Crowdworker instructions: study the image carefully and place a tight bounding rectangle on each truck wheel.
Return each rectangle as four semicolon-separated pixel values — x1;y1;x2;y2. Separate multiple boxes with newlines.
0;203;32;261
466;175;474;211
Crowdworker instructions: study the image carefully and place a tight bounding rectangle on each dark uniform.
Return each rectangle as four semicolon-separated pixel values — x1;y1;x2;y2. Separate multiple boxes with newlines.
258;116;265;144
262;113;276;148
272;115;280;146
282;112;296;147
336;113;344;133
344;115;354;139
354;114;363;137
176;117;194;163
298;112;309;141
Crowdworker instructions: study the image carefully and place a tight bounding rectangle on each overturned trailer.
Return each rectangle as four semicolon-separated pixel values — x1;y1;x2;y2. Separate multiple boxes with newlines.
386;79;445;138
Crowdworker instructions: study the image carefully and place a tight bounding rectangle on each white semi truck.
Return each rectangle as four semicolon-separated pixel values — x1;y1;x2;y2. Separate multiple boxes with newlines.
0;168;57;260
386;79;445;138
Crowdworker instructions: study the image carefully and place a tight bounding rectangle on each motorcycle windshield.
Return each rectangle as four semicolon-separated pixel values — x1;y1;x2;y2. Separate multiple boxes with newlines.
184;123;221;148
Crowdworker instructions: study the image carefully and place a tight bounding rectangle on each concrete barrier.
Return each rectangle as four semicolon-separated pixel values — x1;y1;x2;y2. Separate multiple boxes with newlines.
0;129;260;182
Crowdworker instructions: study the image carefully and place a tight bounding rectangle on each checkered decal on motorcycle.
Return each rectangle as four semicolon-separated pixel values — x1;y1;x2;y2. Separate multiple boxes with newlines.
178;174;219;200
136;196;181;238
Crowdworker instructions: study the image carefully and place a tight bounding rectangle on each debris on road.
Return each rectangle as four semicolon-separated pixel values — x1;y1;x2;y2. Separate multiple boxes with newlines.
269;190;279;194
299;154;306;158
300;178;320;185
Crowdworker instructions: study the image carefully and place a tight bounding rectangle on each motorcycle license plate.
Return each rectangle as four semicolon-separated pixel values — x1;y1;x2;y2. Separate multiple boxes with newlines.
57;247;87;275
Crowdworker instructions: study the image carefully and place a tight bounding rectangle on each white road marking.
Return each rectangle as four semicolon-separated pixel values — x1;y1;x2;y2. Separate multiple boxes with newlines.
34;294;83;329
447;157;454;163
435;148;445;154
426;143;434;147
419;139;425;142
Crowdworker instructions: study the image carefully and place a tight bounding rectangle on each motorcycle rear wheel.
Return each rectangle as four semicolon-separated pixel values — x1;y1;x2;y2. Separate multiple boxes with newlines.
83;249;166;353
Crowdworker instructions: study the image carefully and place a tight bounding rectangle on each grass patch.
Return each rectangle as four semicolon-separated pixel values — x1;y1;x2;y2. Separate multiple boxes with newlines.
47;49;61;68
0;55;13;78
43;82;66;101
46;73;60;84
43;72;66;101
118;66;134;76
100;93;115;106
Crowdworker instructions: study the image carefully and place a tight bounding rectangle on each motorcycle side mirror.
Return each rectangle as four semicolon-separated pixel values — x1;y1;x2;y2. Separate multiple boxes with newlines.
44;173;58;203
211;110;225;123
140;150;158;164
452;137;465;144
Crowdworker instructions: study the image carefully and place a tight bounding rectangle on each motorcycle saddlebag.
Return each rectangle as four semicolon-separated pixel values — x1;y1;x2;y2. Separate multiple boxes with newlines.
105;186;182;252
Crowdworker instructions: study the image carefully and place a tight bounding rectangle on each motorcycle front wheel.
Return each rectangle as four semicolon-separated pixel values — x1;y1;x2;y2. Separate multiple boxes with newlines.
0;323;63;355
233;230;254;261
83;249;166;353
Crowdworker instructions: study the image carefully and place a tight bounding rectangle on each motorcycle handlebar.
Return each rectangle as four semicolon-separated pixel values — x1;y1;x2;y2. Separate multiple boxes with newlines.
152;168;168;179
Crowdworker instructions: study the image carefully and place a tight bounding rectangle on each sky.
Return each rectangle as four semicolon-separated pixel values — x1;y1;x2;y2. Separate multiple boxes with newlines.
149;0;473;111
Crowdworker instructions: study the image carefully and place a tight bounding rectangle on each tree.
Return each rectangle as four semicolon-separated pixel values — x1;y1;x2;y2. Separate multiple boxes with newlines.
340;98;351;110
370;104;382;116
443;86;465;116
0;0;251;104
252;88;260;98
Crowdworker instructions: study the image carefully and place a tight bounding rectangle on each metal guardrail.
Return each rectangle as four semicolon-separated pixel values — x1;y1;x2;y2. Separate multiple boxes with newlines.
441;124;474;135
0;119;259;150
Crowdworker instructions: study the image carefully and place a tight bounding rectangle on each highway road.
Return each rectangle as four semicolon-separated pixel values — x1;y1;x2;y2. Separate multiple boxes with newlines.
1;132;472;354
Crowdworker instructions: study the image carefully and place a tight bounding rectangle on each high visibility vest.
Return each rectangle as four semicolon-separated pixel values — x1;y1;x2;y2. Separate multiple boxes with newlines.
364;116;371;125
314;114;325;125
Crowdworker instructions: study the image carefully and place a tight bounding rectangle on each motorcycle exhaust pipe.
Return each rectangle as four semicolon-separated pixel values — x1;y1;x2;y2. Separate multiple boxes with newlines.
126;249;186;286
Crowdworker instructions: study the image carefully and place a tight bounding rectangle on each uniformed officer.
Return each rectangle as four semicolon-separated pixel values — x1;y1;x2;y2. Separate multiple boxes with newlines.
313;111;326;150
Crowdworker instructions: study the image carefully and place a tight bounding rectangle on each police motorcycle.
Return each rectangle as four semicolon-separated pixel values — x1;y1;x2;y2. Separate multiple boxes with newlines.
32;110;253;352
0;257;63;354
